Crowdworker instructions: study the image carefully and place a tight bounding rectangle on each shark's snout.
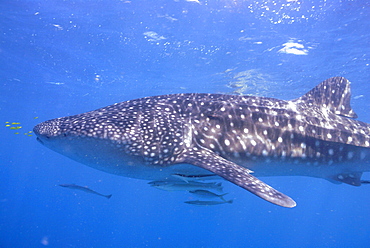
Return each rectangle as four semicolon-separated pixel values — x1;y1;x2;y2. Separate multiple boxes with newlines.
33;119;63;141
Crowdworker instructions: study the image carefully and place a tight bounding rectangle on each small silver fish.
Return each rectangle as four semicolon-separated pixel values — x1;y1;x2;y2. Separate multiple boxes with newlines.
171;173;218;183
189;190;228;201
184;199;233;206
59;184;112;199
149;181;223;192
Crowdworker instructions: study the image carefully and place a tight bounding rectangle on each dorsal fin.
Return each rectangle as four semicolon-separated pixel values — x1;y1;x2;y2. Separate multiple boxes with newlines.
293;77;358;118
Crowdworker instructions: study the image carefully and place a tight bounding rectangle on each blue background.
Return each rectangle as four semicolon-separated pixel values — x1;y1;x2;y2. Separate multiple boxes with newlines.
1;0;370;247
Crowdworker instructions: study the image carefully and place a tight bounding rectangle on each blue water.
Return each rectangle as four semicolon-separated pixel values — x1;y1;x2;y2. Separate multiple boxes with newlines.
1;0;370;247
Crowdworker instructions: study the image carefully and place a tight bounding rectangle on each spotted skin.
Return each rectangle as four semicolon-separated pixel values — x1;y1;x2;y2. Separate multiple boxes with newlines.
34;77;370;208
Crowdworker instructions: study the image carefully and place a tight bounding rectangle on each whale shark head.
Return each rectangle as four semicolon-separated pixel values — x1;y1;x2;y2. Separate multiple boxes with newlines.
33;96;191;178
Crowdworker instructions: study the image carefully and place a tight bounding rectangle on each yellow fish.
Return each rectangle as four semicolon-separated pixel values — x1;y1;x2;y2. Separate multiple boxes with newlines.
10;126;22;130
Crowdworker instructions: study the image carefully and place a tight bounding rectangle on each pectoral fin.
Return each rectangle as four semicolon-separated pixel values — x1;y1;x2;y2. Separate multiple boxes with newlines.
181;148;296;208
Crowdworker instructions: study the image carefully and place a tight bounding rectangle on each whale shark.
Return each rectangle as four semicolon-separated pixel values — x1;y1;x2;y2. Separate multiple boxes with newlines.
33;77;370;208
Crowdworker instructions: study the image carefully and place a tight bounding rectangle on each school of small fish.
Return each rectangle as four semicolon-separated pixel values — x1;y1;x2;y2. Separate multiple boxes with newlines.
5;117;38;136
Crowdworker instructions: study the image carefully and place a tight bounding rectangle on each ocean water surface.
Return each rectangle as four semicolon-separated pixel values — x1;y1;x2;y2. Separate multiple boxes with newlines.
1;0;370;247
